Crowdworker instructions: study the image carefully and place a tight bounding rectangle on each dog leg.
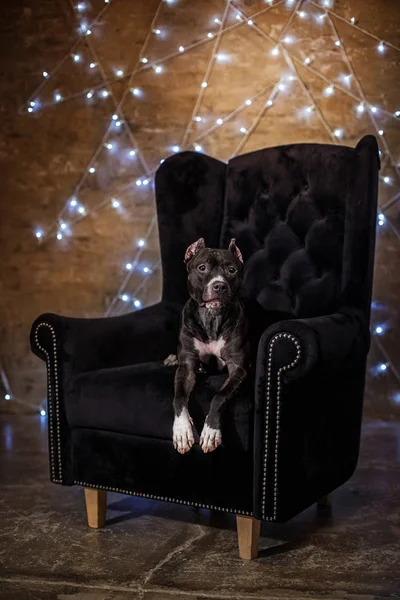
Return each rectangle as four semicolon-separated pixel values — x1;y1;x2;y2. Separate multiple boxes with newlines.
173;361;196;454
200;362;247;453
163;354;179;366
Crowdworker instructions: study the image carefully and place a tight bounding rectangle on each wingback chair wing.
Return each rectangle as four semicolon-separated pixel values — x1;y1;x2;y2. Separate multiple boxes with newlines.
30;135;379;559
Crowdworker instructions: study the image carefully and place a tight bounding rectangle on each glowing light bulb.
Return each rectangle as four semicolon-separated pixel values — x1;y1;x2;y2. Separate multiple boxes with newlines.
57;232;63;240
101;90;109;97
201;81;208;88
375;326;383;334
356;103;364;113
5;394;11;400
35;230;43;239
194;145;203;152
379;363;387;371
298;10;306;18
115;121;122;127
129;150;136;156
141;57;148;63
172;145;180;152
216;53;228;62
136;179;142;186
350;17;355;23
134;300;142;308
112;114;118;120
121;294;129;302
278;83;286;91
126;263;133;270
88;167;95;173
55;93;62;102
73;54;80;62
194;116;202;122
247;19;253;25
60;222;67;230
179;45;185;52
214;17;221;24
318;14;326;21
86;91;93;98
334;128;343;138
90;62;96;69
40;409;47;416
116;69;124;77
383;176;391;184
335;40;341;47
236;15;242;21
106;143;113;150
395;111;400;117
377;42;385;53
76;2;85;10
306;106;314;113
378;213;385;223
370;106;378;113
207;33;214;38
86;29;91;35
325;85;334;95
43;71;49;77
111;198;120;208
271;47;279;56
283;35;294;44
70;198;77;207
27;107;33;113
142;179;149;186
266;100;273;106
137;239;145;247
343;74;351;84
154;65;163;73
245;99;252;106
378;129;384;136
216;118;223;125
304;57;311;65
154;28;161;35
240;127;247;133
78;206;85;214
143;267;150;273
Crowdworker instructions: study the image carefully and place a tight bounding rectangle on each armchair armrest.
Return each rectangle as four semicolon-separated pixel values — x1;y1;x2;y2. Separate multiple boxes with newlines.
253;307;370;522
30;301;182;376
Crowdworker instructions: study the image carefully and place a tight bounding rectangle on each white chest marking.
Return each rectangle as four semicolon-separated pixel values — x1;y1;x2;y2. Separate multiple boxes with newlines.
193;337;226;360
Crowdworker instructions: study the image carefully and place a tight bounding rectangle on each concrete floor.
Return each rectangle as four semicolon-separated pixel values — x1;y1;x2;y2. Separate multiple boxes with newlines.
0;415;399;600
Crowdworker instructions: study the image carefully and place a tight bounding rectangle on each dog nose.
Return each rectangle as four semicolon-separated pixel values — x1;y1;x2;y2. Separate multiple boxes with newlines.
212;281;228;294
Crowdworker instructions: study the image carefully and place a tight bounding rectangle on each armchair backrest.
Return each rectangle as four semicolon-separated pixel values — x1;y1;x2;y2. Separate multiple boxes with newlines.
155;136;379;318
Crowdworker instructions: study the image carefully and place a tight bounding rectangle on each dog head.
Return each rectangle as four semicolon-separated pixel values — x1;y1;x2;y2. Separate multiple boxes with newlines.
184;238;244;309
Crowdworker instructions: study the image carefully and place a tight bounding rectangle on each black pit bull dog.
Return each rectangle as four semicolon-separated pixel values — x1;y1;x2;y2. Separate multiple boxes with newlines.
165;237;249;454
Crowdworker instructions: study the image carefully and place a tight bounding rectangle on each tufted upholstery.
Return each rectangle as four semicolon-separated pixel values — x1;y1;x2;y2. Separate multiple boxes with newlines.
222;144;356;318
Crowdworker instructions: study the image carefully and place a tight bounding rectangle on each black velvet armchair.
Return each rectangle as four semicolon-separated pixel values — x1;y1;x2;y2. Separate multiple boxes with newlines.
30;135;379;559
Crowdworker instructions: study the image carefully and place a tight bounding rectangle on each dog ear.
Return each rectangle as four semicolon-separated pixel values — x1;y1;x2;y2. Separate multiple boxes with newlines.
184;238;205;264
228;238;243;264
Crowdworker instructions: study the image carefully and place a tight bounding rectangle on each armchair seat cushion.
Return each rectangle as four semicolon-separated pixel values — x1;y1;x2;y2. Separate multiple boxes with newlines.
66;361;254;452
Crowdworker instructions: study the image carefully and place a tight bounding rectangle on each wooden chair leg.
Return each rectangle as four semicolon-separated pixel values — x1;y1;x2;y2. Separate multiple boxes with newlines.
236;515;260;560
317;494;331;510
84;488;107;528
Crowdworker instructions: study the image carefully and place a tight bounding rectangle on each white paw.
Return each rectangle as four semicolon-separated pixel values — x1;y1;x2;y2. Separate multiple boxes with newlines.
173;408;194;454
200;423;222;453
164;354;179;366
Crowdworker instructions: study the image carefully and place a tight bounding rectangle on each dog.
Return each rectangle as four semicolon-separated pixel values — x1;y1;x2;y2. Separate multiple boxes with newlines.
167;237;249;454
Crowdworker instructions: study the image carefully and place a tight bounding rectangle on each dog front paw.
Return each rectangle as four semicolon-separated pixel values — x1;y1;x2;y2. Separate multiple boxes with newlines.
173;409;194;454
200;423;222;453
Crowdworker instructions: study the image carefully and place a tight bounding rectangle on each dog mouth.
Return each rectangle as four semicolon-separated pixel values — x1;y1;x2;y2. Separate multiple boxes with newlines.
200;297;225;308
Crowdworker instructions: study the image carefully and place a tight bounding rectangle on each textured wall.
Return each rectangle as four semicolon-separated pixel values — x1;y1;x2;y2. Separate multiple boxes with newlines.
1;0;399;417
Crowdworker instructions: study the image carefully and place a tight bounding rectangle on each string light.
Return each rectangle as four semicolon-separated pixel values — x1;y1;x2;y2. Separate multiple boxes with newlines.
395;110;400;117
247;20;254;26
266;100;273;106
240;127;247;133
379;363;388;371
125;262;133;270
370;106;378;113
179;45;184;52
111;198;120;208
172;145;180;152
325;85;334;95
136;179;142;186
35;230;43;239
5;394;11;400
383;176;391;184
70;198;77;208
356;103;365;113
141;57;148;63
27;107;33;113
115;120;122;127
116;69;124;77
73;54;81;62
350;17;356;24
378;129;384;136
334;40;341;47
88;167;96;173
304;57;311;65
207;33;214;39
154;65;163;73
283;35;294;44
55;93;62;102
78;206;86;214
377;41;385;53
129;150;136;156
154;28;161;35
245;99;252;105
201;81;208;88
121;294;129;302
194;145;203;152
334;128;343;138
298;11;307;18
43;71;49;78
375;326;384;334
194;116;202;122
134;299;142;308
60;222;67;230
378;213;385;226
57;233;63;240
137;239;145;247
101;90;109;97
40;409;47;416
89;62;96;69
143;266;150;273
271;47;280;56
216;118;223;125
86;91;93;98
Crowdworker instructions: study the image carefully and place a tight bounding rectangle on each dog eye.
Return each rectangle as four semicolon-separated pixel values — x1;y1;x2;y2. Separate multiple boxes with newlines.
228;266;237;274
198;264;206;272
